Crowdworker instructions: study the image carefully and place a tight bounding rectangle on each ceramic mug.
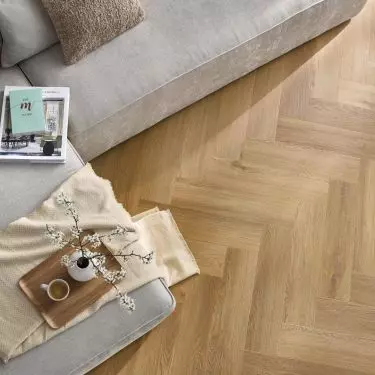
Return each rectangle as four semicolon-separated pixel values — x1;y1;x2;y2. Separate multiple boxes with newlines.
40;279;70;301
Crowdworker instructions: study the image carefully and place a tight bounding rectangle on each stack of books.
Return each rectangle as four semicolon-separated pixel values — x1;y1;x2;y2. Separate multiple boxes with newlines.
0;86;70;163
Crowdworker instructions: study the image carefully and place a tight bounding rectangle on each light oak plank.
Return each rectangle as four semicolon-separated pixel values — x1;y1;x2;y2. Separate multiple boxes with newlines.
204;247;259;375
278;324;375;373
356;159;375;275
319;181;359;300
242;351;368;375
351;273;375;307
285;197;327;326
315;298;375;339
246;225;292;354
241;140;360;183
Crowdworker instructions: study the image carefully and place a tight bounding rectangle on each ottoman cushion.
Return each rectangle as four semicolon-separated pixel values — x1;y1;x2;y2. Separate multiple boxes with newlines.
0;279;175;375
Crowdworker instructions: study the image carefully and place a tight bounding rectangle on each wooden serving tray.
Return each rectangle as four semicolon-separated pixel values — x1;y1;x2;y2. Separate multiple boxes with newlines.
19;231;121;329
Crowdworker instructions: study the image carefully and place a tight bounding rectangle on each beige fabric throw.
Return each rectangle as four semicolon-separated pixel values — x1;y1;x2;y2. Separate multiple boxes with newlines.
0;164;199;363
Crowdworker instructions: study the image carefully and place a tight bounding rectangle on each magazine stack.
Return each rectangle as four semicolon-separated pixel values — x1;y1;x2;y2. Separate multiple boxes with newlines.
0;86;70;163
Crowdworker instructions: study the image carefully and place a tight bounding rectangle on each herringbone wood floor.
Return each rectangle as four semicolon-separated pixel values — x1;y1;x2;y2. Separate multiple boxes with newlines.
90;2;375;374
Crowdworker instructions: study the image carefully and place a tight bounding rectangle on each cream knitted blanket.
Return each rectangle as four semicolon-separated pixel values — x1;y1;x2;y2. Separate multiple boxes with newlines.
0;164;199;363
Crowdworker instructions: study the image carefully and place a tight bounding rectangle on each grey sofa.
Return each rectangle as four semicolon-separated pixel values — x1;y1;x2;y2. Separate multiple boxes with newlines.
0;0;367;161
0;0;367;373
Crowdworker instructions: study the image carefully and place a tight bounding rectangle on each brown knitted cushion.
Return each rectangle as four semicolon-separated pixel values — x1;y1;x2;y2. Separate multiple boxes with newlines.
41;0;145;65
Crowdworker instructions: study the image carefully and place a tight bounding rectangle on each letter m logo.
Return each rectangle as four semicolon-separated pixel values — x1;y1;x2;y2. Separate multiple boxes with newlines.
20;102;32;111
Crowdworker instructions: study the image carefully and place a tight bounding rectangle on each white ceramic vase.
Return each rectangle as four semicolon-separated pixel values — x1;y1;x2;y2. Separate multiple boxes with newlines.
67;250;96;282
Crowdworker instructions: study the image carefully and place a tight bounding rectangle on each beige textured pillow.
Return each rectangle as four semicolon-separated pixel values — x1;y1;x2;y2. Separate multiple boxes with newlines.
41;0;145;65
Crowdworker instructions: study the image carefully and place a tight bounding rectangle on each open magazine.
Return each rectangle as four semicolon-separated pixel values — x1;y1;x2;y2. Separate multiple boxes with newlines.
0;86;69;163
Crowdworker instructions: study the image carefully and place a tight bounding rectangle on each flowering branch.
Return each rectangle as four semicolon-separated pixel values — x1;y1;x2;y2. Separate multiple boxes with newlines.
87;251;135;311
89;250;154;265
80;225;136;249
45;192;154;312
45;224;67;247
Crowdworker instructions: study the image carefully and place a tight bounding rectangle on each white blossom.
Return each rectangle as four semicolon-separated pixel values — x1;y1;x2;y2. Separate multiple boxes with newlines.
142;251;154;264
105;225;135;241
118;293;135;311
90;254;106;267
82;233;101;248
45;224;66;248
101;268;127;283
61;254;74;268
47;192;155;313
67;207;79;222
70;225;82;239
90;256;106;277
112;225;127;235
56;192;79;222
56;192;69;205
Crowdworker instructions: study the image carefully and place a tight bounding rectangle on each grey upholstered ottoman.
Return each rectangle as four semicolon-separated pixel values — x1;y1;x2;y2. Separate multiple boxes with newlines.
0;68;175;374
0;279;174;375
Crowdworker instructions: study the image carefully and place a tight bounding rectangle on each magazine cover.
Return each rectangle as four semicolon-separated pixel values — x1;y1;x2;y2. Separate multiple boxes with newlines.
0;86;70;163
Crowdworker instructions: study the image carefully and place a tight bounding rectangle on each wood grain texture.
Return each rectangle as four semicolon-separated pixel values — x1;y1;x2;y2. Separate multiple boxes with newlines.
89;1;375;373
19;231;120;329
356;159;375;275
278;324;375;373
351;273;375;306
246;225;292;355
242;351;368;375
284;197;327;327
319;181;359;300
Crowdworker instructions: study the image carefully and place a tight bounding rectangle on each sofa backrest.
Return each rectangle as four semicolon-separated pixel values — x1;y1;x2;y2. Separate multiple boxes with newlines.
0;0;58;68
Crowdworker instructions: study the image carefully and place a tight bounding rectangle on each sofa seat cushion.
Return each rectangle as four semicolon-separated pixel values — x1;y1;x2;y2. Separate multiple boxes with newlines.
20;0;366;161
0;66;30;88
0;142;84;228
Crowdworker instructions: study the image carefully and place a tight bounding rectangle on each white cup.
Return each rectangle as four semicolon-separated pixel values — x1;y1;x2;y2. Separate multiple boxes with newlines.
40;279;70;301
